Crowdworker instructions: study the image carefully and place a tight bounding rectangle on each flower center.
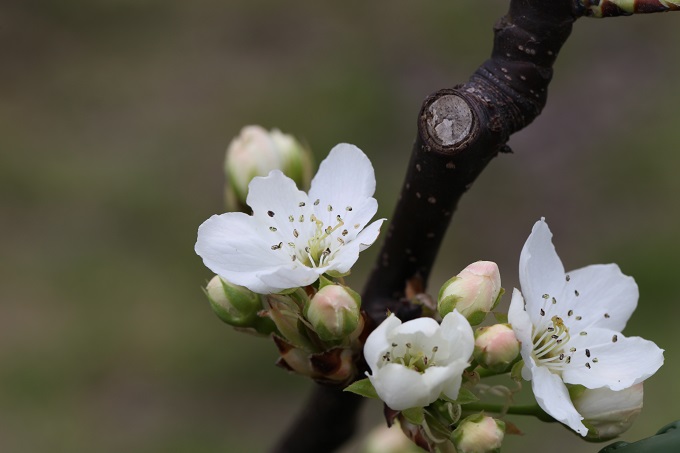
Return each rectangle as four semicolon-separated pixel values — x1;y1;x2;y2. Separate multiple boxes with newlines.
532;315;572;373
298;213;345;268
268;201;356;268
381;342;440;373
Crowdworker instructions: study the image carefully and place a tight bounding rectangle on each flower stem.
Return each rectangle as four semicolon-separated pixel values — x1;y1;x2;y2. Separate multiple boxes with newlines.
462;403;555;423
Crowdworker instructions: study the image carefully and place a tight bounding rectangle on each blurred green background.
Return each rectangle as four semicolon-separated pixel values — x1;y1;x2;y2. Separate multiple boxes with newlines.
1;1;678;452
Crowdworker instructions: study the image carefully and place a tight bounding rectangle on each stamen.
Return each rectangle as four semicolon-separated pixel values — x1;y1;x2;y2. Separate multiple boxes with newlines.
299;215;304;222
585;363;591;369
540;308;545;316
342;229;348;236
268;211;275;217
327;205;333;212
566;274;570;281
585;349;591;357
293;229;299;238
299;202;306;207
592;358;599;363
314;199;320;206
604;313;610;318
542;294;549;299
552;297;557;304
575;290;580;296
567;310;573;317
575;316;582;321
269;226;277;232
337;237;345;244
288;215;294;222
612;335;618;343
271;242;282;250
346;206;353;211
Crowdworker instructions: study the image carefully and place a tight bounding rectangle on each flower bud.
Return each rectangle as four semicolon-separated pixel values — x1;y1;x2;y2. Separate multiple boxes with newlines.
304;284;361;342
473;324;520;373
205;275;274;334
452;414;505;453
224;125;313;210
362;423;424;453
571;383;644;441
438;261;502;325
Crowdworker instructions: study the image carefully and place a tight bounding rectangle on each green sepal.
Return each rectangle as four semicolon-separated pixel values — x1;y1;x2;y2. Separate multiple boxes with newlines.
326;269;351;278
491;287;505;311
276;287;300;295
455;387;479;405
438;276;460;302
492;311;509;324
510;359;525;382
402;406;425;425
465;310;487;326
318;275;334;290
343;378;379;399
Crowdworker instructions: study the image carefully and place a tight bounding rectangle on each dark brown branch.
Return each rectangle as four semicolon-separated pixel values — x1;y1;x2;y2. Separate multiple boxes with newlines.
270;1;675;451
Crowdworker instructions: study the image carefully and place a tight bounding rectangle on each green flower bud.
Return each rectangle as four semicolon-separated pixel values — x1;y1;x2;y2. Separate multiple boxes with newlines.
473;323;520;373
205;275;274;334
438;261;502;325
224;125;313;211
304;284;361;342
452;414;505;453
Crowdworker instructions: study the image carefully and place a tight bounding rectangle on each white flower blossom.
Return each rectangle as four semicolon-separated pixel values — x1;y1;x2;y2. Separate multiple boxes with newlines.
508;219;664;436
196;143;385;294
364;311;474;411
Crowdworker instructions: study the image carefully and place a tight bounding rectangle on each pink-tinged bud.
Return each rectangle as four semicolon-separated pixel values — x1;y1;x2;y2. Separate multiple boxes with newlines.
438;261;502;325
305;284;361;342
571;383;644;441
473;324;520;373
362;422;424;453
224;125;313;211
205;275;274;335
452;414;505;453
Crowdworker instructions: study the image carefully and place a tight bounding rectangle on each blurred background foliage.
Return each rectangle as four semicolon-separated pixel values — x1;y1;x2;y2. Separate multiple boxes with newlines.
0;1;678;452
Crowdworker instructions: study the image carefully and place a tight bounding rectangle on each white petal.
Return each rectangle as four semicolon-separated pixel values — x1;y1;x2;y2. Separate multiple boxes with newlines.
195;212;288;293
561;328;664;390
441;366;465;401
519;219;566;324
369;364;440;410
328;218;385;275
257;265;321;293
392;316;441;337
308;144;376;218
508;289;535;371
531;365;588;436
558;264;638;332
438;311;475;362
246;170;310;226
364;315;402;370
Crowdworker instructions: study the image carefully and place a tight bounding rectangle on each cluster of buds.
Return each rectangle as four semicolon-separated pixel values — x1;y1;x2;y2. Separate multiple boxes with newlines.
205;274;366;385
224;125;313;212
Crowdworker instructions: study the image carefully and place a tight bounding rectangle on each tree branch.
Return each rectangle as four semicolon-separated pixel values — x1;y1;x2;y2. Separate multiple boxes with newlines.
270;1;677;451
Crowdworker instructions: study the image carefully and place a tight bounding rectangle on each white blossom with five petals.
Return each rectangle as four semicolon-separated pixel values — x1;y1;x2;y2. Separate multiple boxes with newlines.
508;219;664;436
364;311;474;411
196;144;385;294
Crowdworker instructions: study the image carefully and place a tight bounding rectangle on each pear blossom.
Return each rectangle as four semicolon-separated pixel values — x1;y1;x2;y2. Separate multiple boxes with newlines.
364;311;474;411
508;219;664;436
196;144;385;294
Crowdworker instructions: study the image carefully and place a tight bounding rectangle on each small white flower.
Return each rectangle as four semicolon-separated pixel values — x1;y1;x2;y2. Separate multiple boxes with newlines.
196;144;385;294
364;311;474;411
508;219;664;436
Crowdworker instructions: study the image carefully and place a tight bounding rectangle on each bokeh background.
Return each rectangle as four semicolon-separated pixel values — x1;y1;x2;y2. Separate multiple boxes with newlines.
1;1;679;452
